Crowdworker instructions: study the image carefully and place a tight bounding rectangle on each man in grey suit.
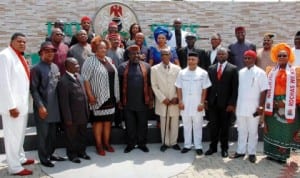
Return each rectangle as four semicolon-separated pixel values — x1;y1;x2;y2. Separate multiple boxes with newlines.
57;58;90;163
30;41;66;167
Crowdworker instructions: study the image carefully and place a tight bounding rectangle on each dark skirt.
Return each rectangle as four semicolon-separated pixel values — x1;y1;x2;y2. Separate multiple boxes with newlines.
90;111;114;123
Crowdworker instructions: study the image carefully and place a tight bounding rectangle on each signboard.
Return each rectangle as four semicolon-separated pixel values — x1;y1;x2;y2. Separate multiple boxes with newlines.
93;2;139;40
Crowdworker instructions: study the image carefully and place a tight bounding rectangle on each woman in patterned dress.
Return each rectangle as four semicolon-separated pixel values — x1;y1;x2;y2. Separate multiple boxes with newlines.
81;36;120;156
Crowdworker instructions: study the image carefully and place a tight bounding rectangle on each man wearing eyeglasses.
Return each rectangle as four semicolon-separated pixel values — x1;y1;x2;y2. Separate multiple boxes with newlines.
51;28;69;76
230;50;268;163
151;49;181;152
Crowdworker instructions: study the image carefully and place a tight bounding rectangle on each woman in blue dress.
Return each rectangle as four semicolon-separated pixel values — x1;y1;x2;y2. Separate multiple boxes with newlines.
149;26;180;66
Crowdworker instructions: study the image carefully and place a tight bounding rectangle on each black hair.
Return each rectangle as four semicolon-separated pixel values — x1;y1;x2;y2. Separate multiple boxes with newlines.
129;23;142;40
11;32;26;42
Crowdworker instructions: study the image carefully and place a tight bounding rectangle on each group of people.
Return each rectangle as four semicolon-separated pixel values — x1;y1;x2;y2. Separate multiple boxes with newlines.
1;15;300;176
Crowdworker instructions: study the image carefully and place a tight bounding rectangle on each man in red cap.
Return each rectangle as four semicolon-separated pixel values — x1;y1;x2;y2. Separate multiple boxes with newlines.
105;21;123;48
228;26;256;70
69;16;95;47
230;50;268;163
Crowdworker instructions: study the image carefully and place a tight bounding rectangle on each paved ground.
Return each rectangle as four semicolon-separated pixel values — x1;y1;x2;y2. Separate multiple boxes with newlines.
0;142;299;178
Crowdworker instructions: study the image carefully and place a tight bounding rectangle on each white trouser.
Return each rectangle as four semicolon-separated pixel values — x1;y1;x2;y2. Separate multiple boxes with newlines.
2;114;28;174
236;115;260;155
160;116;179;146
182;113;203;149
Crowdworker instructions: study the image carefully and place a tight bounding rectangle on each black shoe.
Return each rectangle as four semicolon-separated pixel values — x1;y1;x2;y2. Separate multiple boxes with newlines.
221;150;228;158
50;155;66;161
181;148;191;153
160;145;168;152
69;157;81;163
78;153;91;160
138;145;149;152
248;155;256;163
172;144;181;150
124;146;134;153
205;149;217;156
230;152;245;159
41;161;54;167
196;149;203;155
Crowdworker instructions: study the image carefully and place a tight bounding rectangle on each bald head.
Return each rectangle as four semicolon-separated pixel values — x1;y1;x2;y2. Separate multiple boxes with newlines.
65;57;80;74
173;18;182;31
135;32;145;46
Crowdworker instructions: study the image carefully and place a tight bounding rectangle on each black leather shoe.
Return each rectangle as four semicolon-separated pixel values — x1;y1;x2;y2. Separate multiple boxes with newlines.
221;150;228;158
196;149;203;155
138;145;149;152
172;144;181;150
230;152;245;159
205;149;217;156
124;146;134;153
50;155;66;161
70;157;81;163
41;161;54;167
181;148;191;153
248;155;256;163
160;145;168;152
78;153;91;160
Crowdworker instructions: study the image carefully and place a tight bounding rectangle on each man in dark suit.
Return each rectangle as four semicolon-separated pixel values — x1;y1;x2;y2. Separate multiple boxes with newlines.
57;57;90;163
177;32;208;69
205;33;222;70
205;47;238;158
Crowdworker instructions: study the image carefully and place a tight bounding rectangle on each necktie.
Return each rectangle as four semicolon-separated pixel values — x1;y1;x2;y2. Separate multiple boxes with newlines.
74;74;80;83
217;64;222;80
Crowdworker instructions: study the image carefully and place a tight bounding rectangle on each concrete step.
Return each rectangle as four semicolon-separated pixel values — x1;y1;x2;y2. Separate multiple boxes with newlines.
0;115;264;154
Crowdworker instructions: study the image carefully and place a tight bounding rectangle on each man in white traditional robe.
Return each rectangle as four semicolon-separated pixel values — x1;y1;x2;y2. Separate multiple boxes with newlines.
175;52;211;155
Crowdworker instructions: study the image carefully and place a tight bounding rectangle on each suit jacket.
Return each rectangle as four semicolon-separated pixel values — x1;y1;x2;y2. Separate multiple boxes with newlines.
207;62;238;109
177;47;208;70
0;47;29;116
57;73;89;125
204;50;218;71
151;62;180;117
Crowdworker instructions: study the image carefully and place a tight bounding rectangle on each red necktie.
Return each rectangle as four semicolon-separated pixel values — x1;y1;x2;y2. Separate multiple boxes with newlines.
217;64;222;80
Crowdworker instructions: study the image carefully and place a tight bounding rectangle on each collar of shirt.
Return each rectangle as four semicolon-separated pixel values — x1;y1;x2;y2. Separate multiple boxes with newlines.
66;71;76;80
218;61;227;72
